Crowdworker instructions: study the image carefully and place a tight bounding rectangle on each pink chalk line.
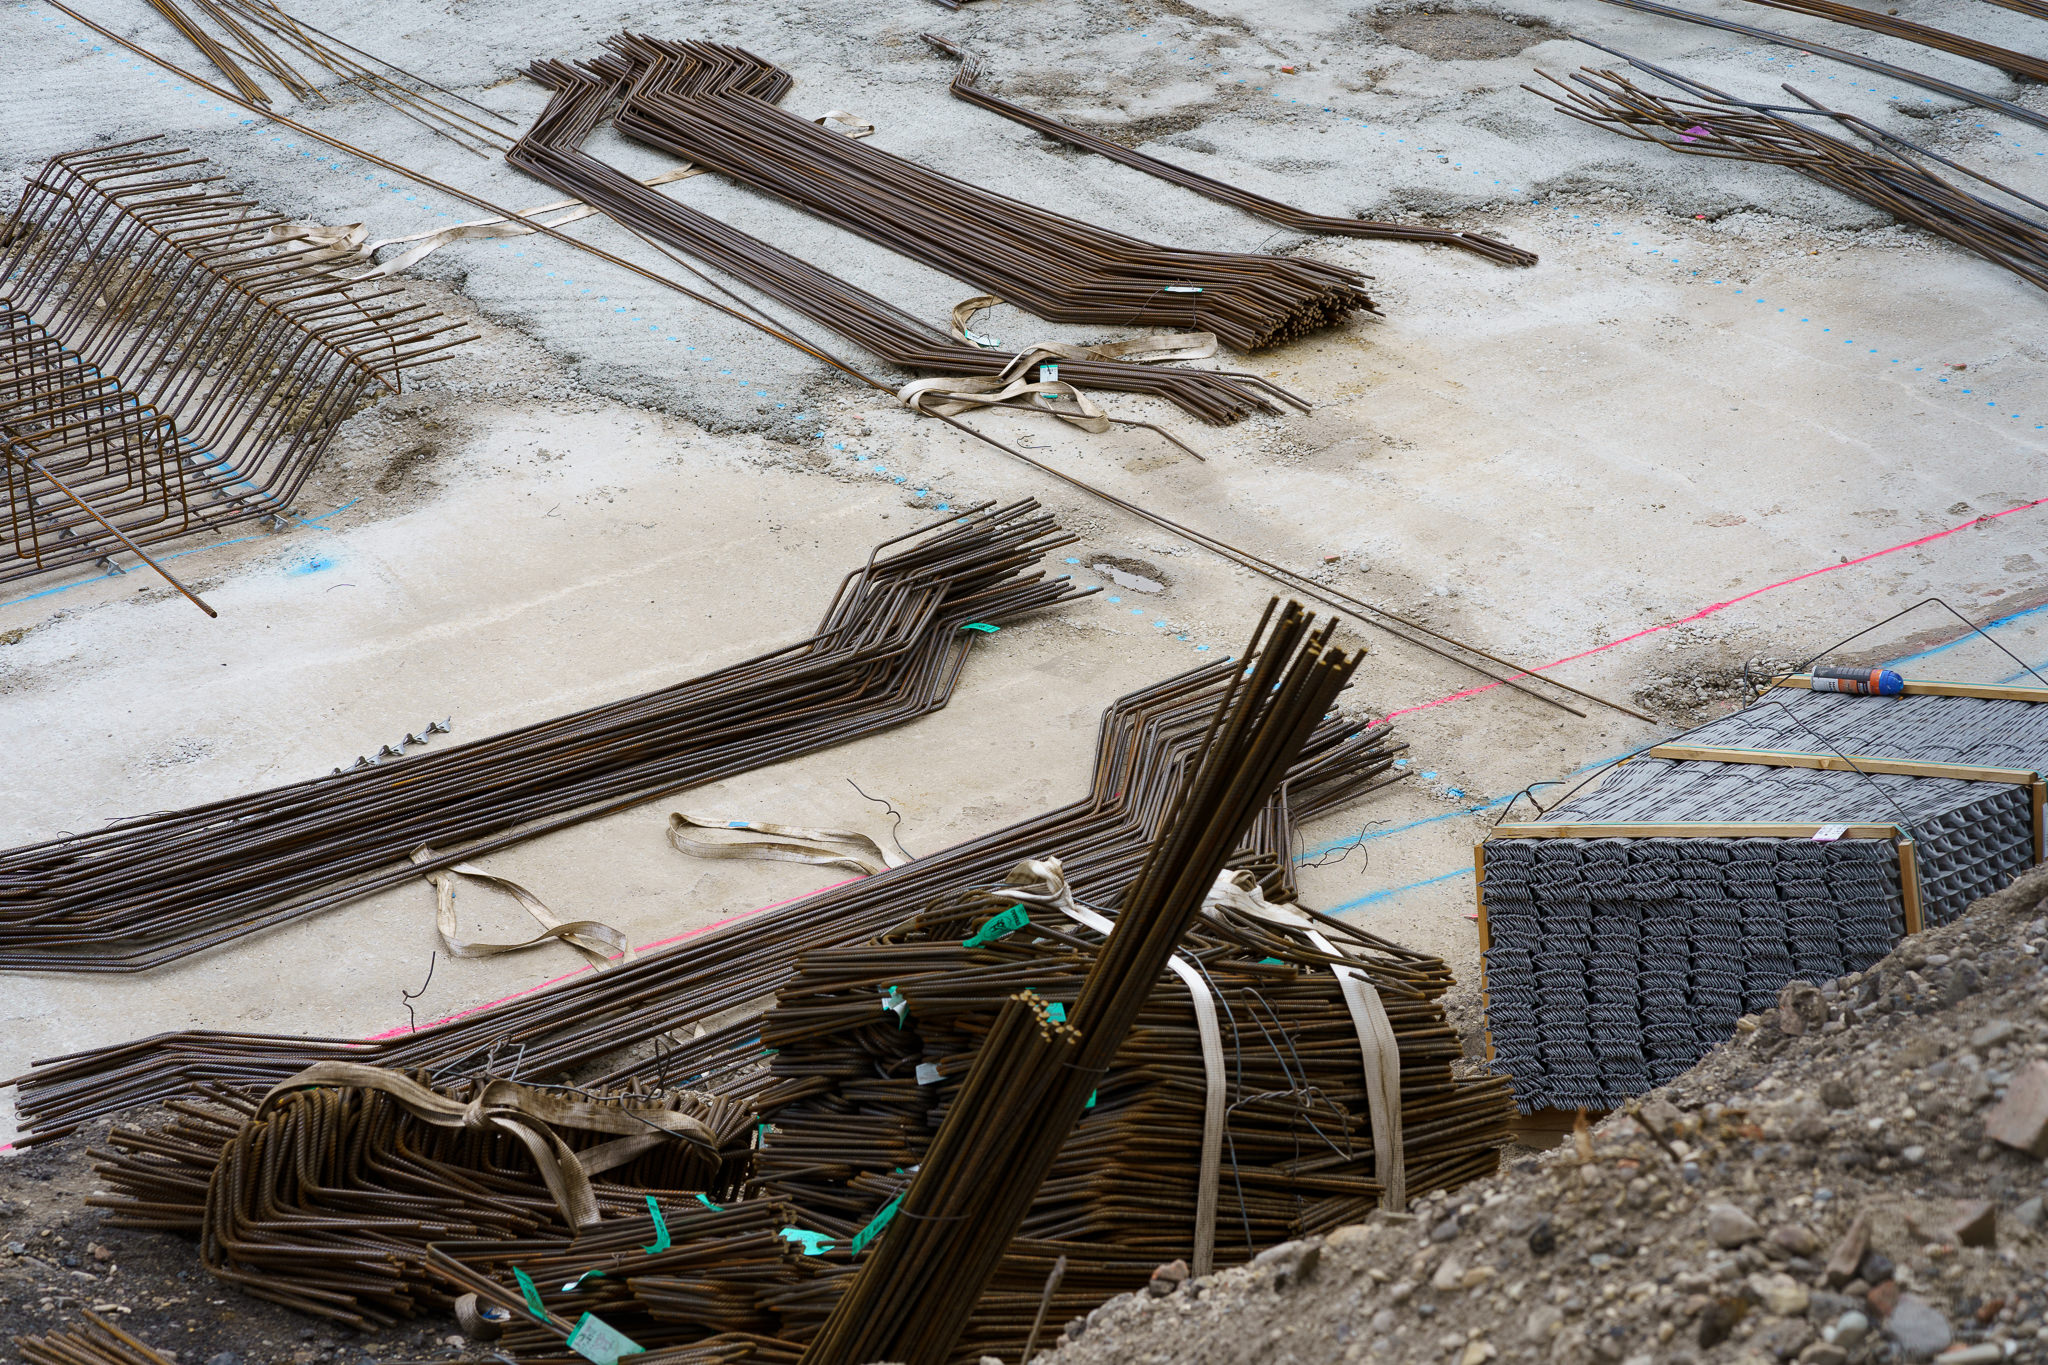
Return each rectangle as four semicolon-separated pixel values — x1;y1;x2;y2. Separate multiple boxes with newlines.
1373;496;2048;725
5;499;2039;1151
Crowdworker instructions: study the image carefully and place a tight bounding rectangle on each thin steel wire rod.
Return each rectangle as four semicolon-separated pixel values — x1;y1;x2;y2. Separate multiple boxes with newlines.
922;35;1537;267
1593;0;2048;135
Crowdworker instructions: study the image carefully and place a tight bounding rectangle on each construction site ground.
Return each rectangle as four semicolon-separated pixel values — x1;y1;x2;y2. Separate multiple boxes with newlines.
3;0;2046;1327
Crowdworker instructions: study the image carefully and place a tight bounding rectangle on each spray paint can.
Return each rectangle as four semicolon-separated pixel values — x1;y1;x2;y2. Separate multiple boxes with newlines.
1811;665;1904;695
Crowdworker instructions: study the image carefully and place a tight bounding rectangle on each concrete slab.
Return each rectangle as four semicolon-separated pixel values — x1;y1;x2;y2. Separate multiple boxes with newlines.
3;0;2045;1140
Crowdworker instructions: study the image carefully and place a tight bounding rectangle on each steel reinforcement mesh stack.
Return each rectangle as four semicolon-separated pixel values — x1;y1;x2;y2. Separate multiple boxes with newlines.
1480;682;2048;1112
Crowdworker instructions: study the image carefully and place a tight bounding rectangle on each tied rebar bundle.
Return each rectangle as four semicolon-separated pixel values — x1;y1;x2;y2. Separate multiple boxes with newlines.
922;35;1538;268
602;37;1377;353
508;55;1309;426
0;502;1083;973
803;600;1369;1365
1529;59;2048;295
11;654;1406;1143
16;1313;181;1365
88;1073;758;1329
0;140;472;593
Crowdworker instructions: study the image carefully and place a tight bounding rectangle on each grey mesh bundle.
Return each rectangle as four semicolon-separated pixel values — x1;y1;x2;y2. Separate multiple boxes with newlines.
1480;684;2048;1112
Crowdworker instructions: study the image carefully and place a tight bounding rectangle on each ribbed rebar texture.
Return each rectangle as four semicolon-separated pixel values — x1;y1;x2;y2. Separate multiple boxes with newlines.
10;654;1405;1143
603;37;1376;353
16;1312;182;1365
507;54;1307;426
0;503;1081;972
1481;685;2048;1112
802;600;1362;1365
923;35;1538;267
1;140;471;586
1530;61;2048;296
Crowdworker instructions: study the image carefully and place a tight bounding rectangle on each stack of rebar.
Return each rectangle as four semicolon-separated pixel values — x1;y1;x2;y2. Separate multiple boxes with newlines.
923;35;1537;268
1;140;470;592
1530;59;2048;295
11;658;1404;1142
16;1313;182;1365
805;601;1368;1364
0;503;1081;972
604;38;1377;353
90;1076;756;1328
508;55;1307;426
142;0;517;153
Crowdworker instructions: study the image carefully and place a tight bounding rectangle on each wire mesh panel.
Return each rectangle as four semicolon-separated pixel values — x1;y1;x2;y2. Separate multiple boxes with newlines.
0;138;470;584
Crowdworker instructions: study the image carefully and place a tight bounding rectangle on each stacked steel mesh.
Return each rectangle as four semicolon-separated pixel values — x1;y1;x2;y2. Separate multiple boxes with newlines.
1482;685;2048;1111
1;140;469;585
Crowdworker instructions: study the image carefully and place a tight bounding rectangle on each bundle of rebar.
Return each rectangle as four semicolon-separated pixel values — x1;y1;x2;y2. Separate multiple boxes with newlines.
141;0;517;154
0;140;470;595
923;36;1537;268
89;1072;756;1328
603;38;1376;353
11;657;1404;1142
1595;0;2048;135
0;503;1081;972
804;601;1368;1365
16;1313;181;1365
1530;59;2048;295
509;56;1308;426
1728;0;2048;83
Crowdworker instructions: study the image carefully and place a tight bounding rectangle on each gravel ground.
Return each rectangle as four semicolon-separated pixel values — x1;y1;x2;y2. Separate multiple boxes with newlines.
1041;864;2048;1365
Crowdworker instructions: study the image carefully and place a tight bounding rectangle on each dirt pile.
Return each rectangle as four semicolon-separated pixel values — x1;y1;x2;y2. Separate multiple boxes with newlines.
1042;867;2048;1365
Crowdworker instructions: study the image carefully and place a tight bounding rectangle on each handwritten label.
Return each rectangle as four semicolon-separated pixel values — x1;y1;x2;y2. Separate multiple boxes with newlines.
916;1062;942;1085
1039;363;1059;384
1045;1001;1066;1022
1811;824;1849;842
964;903;1031;948
566;1312;646;1365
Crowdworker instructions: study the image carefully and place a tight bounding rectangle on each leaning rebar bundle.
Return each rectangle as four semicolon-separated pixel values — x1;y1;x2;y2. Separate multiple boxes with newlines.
923;36;1537;268
0;139;471;593
0;503;1081;973
804;600;1370;1365
10;655;1405;1142
604;37;1377;353
510;56;1307;426
1531;58;2048;295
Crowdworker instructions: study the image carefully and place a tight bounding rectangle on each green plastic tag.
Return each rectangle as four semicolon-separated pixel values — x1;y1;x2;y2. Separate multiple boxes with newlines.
566;1311;646;1364
880;986;909;1027
850;1193;906;1258
964;904;1030;948
961;622;999;633
1259;956;1285;965
561;1269;606;1292
780;1227;835;1255
642;1196;670;1254
1046;1002;1066;1022
513;1266;546;1318
696;1193;724;1212
1085;1089;1098;1109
